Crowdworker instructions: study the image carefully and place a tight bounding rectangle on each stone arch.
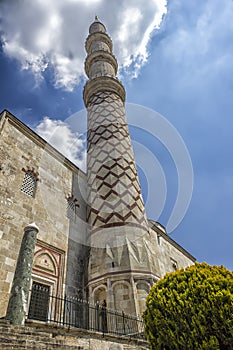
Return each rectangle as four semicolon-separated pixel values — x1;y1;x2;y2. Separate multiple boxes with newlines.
93;284;107;305
33;249;58;276
112;281;134;314
22;166;40;180
136;281;150;315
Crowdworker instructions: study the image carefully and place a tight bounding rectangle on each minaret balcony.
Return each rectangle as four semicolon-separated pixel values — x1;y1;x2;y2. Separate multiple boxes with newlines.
83;75;125;107
85;50;118;78
85;32;112;53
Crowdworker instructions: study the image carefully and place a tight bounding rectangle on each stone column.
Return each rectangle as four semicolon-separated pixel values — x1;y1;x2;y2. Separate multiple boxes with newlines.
6;223;39;325
130;276;140;317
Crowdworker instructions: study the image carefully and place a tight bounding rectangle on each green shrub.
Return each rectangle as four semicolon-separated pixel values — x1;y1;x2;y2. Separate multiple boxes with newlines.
143;263;233;349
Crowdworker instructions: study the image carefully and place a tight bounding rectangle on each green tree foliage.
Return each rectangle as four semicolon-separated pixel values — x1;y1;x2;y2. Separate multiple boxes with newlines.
143;263;233;350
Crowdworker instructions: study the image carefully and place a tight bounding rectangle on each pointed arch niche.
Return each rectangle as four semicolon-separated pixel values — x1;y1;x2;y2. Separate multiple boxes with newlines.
136;281;150;315
112;281;134;315
31;240;65;298
93;285;107;305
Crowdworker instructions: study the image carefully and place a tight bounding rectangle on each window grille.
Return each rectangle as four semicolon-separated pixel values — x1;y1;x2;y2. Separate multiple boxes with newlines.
21;171;37;197
66;198;76;221
28;282;50;321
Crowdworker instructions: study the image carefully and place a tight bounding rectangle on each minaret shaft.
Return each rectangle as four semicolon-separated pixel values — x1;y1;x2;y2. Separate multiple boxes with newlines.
87;90;148;234
84;18;151;315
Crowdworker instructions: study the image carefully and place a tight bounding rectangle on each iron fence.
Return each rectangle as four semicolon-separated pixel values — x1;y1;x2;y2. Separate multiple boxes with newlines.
27;283;145;339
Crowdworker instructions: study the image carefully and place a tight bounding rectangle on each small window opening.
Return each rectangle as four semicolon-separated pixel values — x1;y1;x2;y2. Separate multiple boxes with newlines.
157;234;161;245
66;197;79;222
21;171;37;197
170;258;178;271
66;198;76;221
66;196;79;222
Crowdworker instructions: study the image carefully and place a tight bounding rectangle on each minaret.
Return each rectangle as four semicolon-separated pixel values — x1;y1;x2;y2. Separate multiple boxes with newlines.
84;17;153;315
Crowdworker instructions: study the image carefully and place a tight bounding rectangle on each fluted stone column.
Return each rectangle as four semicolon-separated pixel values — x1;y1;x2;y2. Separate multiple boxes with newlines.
6;223;39;325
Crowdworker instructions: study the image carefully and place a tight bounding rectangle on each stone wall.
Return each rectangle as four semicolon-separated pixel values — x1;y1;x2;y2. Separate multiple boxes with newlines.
0;320;148;350
0;111;87;317
148;221;195;276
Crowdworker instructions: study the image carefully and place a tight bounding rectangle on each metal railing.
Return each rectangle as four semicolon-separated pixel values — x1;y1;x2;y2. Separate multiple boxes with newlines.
27;284;145;339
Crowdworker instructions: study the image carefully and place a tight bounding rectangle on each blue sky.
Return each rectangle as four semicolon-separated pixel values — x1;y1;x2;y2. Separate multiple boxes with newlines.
0;0;233;270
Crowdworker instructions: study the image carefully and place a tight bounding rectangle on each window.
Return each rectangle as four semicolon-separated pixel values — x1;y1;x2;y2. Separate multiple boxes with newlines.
66;196;79;221
66;198;77;221
67;198;75;220
21;171;37;197
28;282;50;321
170;258;178;271
157;234;161;245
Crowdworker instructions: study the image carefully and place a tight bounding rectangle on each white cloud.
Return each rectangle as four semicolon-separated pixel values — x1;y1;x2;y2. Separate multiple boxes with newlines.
35;117;86;171
0;0;167;90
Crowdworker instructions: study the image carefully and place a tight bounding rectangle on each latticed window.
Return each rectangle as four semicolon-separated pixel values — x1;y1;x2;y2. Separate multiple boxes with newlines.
21;171;37;197
66;198;76;221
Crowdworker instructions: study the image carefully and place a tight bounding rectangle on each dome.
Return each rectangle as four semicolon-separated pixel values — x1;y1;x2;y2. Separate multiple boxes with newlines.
89;16;106;34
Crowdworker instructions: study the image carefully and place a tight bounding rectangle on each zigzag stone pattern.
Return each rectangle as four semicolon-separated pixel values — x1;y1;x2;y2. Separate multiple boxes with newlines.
86;91;148;237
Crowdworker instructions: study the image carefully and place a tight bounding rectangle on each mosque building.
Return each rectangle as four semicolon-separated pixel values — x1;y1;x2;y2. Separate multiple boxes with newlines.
0;17;195;321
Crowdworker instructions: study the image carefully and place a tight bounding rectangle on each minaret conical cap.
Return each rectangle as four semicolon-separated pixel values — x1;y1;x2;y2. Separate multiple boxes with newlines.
89;16;106;34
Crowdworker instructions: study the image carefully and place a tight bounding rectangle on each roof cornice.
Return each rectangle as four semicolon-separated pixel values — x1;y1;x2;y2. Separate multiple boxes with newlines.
149;220;196;262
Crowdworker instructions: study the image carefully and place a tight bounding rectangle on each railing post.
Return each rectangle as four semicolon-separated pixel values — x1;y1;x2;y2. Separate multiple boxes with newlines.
101;305;107;337
96;302;99;331
6;223;39;325
63;294;67;326
122;311;126;335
